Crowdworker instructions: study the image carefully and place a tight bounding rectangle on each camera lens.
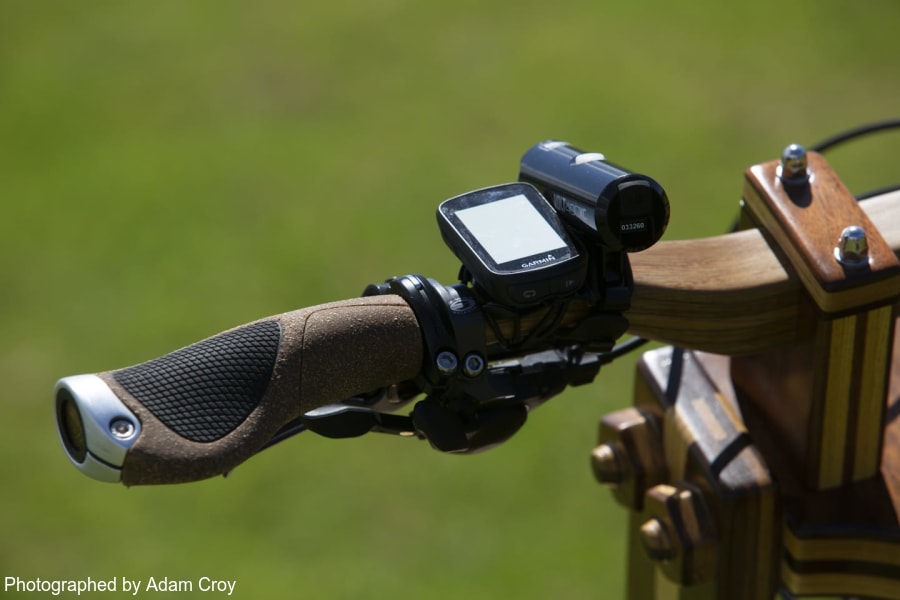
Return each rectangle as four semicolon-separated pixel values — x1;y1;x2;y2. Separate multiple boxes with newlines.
56;388;87;463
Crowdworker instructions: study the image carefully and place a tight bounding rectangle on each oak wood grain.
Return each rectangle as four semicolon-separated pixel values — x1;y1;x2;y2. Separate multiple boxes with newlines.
693;348;900;599
627;348;780;599
623;190;900;355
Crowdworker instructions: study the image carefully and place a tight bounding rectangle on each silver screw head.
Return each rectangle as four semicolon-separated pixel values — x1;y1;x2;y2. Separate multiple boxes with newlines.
779;143;809;183
109;418;136;440
462;353;485;377
435;351;458;375
835;225;869;266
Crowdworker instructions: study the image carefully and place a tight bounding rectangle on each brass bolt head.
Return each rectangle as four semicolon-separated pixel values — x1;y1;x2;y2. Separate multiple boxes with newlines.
639;517;676;562
591;443;624;485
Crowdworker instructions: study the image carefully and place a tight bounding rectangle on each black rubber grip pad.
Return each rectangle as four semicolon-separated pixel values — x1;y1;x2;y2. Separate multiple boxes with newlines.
112;321;282;442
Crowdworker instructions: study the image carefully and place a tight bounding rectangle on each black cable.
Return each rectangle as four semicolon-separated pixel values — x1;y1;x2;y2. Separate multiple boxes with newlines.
811;118;900;200
602;336;650;363
856;182;900;201
809;117;900;154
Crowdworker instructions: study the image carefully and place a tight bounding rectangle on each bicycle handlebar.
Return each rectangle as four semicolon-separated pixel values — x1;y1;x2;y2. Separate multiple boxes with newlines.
55;190;900;486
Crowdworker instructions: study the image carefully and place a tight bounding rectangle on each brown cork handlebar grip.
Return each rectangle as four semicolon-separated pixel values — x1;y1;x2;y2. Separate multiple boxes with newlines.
99;295;423;485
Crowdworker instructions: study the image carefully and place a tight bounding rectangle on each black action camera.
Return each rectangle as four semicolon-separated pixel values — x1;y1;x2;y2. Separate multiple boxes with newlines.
519;141;669;252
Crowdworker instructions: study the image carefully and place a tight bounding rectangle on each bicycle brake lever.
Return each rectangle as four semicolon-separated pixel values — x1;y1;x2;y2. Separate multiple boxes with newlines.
301;404;419;439
251;348;604;463
222;404;420;478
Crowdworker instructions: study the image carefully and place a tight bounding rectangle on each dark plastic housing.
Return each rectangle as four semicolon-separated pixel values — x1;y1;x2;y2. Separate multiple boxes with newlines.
436;182;588;307
519;141;669;252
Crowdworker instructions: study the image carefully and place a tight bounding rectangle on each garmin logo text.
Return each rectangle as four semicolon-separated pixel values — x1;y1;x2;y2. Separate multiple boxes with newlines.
522;254;558;269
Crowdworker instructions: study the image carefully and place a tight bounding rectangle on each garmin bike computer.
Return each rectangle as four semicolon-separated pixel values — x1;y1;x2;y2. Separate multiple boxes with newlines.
437;182;587;307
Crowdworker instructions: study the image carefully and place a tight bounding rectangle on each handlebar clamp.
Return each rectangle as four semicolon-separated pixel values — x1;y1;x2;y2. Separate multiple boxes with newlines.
364;275;490;397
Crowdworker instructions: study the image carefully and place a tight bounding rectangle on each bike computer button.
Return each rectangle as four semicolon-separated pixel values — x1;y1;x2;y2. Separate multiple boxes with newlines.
551;276;581;294
437;182;587;308
508;281;551;304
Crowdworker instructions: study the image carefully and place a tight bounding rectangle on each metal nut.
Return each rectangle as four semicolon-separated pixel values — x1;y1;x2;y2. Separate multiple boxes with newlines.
778;143;810;184
640;484;718;585
591;442;626;485
639;517;676;562
594;408;666;510
835;225;869;266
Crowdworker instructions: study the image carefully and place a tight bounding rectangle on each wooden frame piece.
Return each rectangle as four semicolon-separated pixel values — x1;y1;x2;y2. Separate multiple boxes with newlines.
591;153;900;599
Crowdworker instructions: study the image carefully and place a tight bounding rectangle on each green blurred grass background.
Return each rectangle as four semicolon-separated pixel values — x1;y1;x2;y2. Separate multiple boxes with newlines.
2;1;899;598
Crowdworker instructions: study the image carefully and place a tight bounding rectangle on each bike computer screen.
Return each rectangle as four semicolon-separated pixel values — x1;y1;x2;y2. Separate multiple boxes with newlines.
437;182;587;307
